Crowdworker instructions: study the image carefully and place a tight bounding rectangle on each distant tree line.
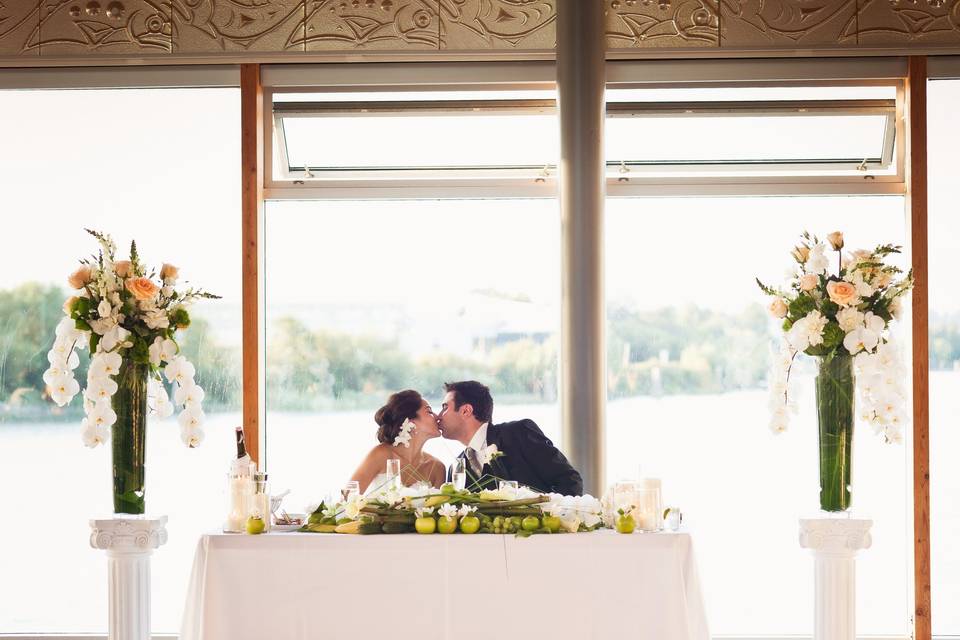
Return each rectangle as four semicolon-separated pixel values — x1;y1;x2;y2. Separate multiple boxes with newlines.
2;282;958;420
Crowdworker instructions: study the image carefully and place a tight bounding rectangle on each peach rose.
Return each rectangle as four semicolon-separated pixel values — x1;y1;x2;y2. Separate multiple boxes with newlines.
125;277;160;301
113;260;132;278
67;265;92;289
63;296;79;314
769;298;788;319
826;231;844;251
159;263;179;281
826;280;858;306
799;274;818;292
791;246;810;263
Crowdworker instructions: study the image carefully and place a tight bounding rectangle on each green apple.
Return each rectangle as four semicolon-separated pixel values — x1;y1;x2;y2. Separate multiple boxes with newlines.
615;513;636;534
246;515;265;535
521;515;540;532
460;515;480;534
437;516;458;534
440;483;457;496
542;515;562;533
415;517;436;534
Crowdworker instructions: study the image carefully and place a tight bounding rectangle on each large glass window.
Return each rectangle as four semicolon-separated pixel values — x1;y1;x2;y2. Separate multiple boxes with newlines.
605;195;909;636
927;77;960;637
0;87;240;633
264;199;560;510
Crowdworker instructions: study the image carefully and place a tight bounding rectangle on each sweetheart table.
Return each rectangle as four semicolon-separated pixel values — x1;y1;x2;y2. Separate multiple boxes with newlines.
180;529;709;640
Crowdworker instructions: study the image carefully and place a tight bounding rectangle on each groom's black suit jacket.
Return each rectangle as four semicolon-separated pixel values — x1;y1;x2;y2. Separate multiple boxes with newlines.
452;419;583;497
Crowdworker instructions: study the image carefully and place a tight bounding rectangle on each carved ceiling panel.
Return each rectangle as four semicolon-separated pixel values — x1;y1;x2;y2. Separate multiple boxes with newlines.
171;0;306;52
303;0;439;50
857;0;960;45
719;0;858;47
605;0;719;48
37;0;171;54
439;0;556;49
0;1;39;55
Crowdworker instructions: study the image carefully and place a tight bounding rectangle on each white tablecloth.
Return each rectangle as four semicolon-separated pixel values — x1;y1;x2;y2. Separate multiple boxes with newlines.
180;529;709;640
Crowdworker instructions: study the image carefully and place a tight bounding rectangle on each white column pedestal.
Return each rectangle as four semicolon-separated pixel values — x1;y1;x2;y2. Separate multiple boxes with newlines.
799;517;872;640
90;516;168;640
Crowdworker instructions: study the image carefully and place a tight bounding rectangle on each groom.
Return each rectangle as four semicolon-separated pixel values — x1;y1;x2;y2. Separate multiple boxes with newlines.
438;380;583;496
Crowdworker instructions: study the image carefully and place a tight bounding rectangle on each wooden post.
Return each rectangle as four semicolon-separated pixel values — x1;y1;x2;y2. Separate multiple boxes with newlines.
240;64;263;466
907;55;931;640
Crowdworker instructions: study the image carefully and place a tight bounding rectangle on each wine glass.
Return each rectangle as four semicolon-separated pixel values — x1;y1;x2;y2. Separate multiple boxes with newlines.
452;458;467;491
498;480;519;498
341;480;359;502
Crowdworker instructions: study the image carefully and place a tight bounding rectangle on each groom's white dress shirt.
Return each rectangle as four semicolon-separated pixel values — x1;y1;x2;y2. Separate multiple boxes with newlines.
465;422;489;474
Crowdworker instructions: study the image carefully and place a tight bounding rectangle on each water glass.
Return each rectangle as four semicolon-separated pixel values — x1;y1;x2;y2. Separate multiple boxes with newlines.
386;459;402;488
341;480;360;502
452;458;467;491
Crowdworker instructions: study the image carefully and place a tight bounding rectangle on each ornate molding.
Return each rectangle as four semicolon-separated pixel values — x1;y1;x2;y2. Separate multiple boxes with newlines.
799;517;872;555
90;516;169;552
3;0;960;60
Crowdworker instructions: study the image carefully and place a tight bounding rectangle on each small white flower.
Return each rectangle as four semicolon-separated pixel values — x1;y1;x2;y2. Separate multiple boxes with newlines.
100;325;130;352
177;406;205;430
89;317;117;336
180;427;204;448
97;299;112;318
393;418;415;448
174;381;205;408
342;495;367;520
86;376;118;402
476;443;499;467
415;506;434;518
88;400;117;428
80;418;110;448
457;505;477;517
49;376;80;406
90;351;123;378
805;243;830;276
164;356;196;385
437;503;459;519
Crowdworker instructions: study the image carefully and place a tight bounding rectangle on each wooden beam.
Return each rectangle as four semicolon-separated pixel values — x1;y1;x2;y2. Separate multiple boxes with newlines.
907;55;931;640
240;64;263;467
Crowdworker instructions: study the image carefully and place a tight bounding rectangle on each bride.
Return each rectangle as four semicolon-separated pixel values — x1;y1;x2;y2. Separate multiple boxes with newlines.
349;389;446;494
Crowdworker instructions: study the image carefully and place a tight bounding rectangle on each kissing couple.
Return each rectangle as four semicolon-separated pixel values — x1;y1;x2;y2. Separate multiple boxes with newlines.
349;380;583;497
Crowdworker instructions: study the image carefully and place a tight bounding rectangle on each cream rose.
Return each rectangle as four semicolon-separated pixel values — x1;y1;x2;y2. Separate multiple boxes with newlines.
125;277;160;301
826;231;844;251
67;265;92;289
826;280;859;306
160;263;179;281
799;274;818;292
791;246;810;263
769;298;788;319
113;260;132;278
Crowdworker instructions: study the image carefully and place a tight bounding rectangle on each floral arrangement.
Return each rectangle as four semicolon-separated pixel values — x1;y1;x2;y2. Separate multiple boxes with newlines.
300;481;603;536
42;229;219;448
393;419;415;448
756;231;913;442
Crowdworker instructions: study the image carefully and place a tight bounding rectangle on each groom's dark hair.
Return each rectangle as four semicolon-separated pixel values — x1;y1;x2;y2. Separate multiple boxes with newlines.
444;381;493;423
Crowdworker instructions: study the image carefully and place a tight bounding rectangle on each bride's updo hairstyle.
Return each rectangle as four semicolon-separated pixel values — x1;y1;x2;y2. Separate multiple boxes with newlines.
374;389;423;444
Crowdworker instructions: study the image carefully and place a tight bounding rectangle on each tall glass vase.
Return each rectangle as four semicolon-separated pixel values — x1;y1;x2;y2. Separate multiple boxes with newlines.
815;353;855;512
112;360;148;515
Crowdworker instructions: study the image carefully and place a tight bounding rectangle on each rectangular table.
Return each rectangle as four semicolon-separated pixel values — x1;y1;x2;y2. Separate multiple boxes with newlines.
180;529;709;640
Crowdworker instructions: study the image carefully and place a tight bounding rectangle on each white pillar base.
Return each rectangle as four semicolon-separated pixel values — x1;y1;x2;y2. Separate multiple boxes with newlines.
799;517;872;640
90;516;168;640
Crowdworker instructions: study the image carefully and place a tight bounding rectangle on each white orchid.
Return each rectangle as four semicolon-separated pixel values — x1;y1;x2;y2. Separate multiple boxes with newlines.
85;376;118;402
437;503;459;519
49;377;80;406
164;356;195;386
81;418;110;448
90;351;123;378
177;406;205;431
88;400;117;429
476;443;500;467
180;427;204;448
174;381;205;408
393;418;415;448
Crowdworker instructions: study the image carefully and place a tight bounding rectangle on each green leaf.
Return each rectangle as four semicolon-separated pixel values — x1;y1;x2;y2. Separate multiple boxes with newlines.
821;300;839;318
170;307;191;329
89;333;100;353
788;295;815;318
75;318;92;331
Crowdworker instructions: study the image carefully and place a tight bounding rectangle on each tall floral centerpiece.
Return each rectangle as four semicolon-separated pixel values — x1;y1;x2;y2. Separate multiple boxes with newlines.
757;231;913;512
42;230;218;515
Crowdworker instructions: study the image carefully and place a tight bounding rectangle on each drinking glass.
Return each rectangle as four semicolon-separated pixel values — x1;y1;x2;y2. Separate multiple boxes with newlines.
341;480;360;502
386;459;402;488
613;480;638;515
453;458;467;491
498;480;519;498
